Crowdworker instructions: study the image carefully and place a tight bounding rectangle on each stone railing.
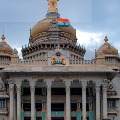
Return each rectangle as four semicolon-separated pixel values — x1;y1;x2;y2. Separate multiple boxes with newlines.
0;107;8;114
18;59;96;66
24;111;31;117
107;107;118;114
51;111;64;117
23;111;92;117
70;59;96;65
0;57;96;66
19;59;47;66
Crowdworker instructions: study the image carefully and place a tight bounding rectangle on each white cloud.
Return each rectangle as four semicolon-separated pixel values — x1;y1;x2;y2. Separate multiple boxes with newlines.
16;47;21;54
17;48;22;59
76;30;104;59
13;47;22;58
76;30;103;47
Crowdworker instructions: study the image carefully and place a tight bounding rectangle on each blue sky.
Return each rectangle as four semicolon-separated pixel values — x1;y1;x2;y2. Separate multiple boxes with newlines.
0;0;120;59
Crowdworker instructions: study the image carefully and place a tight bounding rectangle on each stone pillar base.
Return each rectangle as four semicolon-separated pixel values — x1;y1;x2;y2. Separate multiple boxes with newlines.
66;118;71;120
31;117;36;120
96;118;100;120
82;118;87;120
17;117;20;120
9;118;14;120
102;119;111;120
46;117;51;120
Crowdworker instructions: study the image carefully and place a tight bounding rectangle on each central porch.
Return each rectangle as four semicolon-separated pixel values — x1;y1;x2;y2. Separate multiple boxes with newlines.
22;111;93;120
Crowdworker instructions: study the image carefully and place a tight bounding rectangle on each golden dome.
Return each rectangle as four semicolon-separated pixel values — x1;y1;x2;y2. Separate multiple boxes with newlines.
31;18;76;38
97;36;118;55
0;35;13;55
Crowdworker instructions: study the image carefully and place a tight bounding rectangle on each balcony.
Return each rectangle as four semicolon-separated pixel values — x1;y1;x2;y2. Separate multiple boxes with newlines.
51;111;64;117
24;111;31;117
107;107;118;115
23;111;77;117
0;108;8;114
23;111;92;118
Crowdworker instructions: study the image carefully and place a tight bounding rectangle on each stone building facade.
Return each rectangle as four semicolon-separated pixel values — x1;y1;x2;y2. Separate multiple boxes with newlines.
0;0;120;120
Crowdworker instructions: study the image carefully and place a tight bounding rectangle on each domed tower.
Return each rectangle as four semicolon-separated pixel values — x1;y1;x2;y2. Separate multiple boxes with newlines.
21;0;86;64
95;36;120;66
0;34;19;66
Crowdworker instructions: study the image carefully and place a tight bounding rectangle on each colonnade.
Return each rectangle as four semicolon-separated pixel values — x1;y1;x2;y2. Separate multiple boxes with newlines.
9;80;108;120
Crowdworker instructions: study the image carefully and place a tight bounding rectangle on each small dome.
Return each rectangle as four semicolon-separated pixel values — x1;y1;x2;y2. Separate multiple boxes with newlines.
31;18;76;39
0;35;13;55
97;36;118;55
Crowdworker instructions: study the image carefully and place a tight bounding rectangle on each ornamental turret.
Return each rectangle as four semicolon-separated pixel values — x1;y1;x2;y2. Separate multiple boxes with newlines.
0;34;19;66
95;36;120;66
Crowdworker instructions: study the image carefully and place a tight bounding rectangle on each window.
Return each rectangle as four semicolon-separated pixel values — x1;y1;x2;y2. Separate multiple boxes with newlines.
71;88;81;95
35;88;46;96
51;88;65;95
23;88;30;95
107;100;116;108
0;99;5;108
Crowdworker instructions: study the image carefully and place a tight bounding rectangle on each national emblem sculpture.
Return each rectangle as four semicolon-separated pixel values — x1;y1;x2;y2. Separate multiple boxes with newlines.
48;0;58;13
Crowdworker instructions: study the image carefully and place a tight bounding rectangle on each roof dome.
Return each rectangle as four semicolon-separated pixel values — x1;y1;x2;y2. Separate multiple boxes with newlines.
30;17;76;39
97;36;118;55
0;35;13;55
30;0;76;42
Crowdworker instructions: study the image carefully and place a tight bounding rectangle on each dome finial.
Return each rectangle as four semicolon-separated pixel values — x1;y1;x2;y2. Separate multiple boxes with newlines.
104;35;108;43
30;28;32;36
48;0;58;13
1;34;6;41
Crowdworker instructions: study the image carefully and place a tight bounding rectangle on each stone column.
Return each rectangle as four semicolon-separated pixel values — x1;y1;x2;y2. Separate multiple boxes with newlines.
89;102;92;111
42;102;46;120
46;81;52;120
16;84;21;120
65;81;71;120
102;85;107;119
82;82;87;120
9;83;14;120
96;85;100;120
77;102;81;111
30;84;36;120
77;102;81;120
89;101;93;120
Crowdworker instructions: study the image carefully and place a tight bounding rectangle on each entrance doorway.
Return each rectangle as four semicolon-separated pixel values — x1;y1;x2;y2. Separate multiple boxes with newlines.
52;117;64;120
24;117;31;120
81;117;89;120
36;117;42;120
51;103;64;111
71;117;77;120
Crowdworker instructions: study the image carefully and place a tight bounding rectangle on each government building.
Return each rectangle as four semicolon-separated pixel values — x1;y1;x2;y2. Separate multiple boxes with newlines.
0;0;120;120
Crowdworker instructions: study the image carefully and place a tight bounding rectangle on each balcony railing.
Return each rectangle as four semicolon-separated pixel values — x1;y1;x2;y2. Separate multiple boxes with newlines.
70;59;96;65
71;111;77;116
19;59;47;65
107;107;118;114
23;111;91;117
0;107;8;114
51;111;64;117
18;59;96;66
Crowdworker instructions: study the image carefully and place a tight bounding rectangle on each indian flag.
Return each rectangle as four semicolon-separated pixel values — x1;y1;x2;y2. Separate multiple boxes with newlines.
58;18;70;28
